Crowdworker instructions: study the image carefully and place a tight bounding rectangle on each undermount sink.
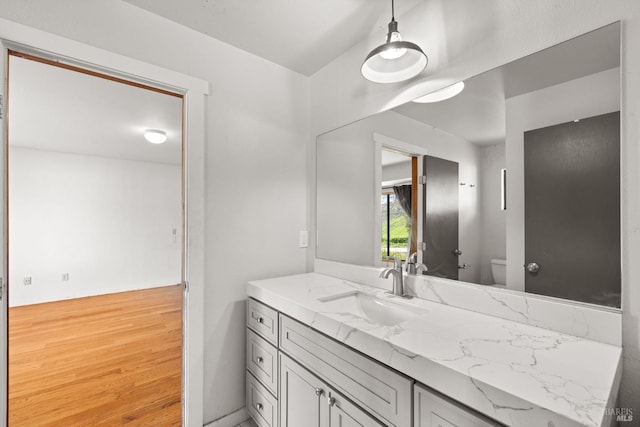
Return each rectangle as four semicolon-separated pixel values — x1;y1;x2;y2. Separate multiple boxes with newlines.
319;291;424;326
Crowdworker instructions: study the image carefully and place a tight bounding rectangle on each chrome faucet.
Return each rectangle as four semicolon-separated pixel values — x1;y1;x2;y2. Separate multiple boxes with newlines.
405;252;427;275
379;256;405;297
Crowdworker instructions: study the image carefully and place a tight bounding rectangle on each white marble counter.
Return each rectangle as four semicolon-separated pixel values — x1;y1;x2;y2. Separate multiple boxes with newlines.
247;273;622;427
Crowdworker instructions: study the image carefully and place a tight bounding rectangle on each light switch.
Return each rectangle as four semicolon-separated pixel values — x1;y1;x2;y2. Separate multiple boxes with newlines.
299;230;309;248
23;277;32;286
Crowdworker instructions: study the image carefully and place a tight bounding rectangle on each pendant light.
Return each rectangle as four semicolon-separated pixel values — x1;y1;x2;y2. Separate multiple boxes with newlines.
361;0;428;84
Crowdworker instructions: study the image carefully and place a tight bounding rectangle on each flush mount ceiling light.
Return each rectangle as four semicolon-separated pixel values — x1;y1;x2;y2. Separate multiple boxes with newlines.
143;129;167;144
412;81;465;103
361;0;428;84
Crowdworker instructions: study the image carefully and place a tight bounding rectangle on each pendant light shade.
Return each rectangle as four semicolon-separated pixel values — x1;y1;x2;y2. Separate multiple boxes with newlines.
361;1;427;84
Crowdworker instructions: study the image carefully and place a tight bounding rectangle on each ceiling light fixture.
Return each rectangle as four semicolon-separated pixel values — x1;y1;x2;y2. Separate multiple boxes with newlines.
412;81;465;103
144;129;167;144
361;0;427;84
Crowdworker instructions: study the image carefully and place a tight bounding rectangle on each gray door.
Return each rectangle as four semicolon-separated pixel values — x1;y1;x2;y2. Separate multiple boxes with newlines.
524;111;620;307
422;156;459;280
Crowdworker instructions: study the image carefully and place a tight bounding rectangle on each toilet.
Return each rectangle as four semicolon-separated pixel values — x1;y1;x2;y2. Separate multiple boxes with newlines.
490;259;507;288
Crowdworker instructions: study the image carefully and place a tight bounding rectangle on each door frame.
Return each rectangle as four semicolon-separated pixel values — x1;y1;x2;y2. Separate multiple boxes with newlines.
0;19;208;427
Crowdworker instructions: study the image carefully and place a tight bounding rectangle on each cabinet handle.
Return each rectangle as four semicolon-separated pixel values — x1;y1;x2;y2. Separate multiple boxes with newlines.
257;317;264;324
257;356;264;363
328;396;336;407
255;403;263;411
315;388;323;396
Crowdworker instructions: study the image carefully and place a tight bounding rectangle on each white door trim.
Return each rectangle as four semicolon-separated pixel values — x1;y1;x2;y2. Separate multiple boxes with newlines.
373;132;428;268
0;18;208;427
0;37;8;427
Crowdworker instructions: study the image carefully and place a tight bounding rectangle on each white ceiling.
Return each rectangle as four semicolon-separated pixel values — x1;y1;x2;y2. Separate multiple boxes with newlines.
6;12;619;164
8;55;183;165
123;0;423;76
393;23;620;145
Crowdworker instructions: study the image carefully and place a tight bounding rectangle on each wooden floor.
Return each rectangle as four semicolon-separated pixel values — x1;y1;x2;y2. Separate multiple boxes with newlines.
8;285;183;426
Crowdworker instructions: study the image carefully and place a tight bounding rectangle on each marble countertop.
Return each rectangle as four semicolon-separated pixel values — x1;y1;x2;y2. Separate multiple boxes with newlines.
247;273;622;427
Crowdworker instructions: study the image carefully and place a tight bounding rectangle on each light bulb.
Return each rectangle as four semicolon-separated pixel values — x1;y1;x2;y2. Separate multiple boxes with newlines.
380;32;407;59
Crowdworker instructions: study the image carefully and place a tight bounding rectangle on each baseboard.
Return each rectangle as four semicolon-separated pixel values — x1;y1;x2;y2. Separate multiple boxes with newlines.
203;407;250;427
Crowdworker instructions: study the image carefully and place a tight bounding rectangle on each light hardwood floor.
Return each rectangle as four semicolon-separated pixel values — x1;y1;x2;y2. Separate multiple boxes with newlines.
9;285;183;426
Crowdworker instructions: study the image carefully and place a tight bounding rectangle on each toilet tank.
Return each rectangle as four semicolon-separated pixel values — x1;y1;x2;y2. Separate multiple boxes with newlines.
490;259;507;285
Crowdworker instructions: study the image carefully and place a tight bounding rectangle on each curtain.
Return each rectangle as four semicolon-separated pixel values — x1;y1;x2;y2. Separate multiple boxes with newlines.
393;185;412;217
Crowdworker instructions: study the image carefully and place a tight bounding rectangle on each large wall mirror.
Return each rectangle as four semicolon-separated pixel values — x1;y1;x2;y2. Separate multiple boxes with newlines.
317;22;621;308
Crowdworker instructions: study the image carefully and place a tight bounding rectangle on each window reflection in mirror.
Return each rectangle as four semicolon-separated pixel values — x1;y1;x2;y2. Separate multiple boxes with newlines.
380;149;413;262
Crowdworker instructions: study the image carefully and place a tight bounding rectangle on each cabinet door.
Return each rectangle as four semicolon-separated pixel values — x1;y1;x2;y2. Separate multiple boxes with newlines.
328;392;384;427
280;353;325;427
415;383;502;427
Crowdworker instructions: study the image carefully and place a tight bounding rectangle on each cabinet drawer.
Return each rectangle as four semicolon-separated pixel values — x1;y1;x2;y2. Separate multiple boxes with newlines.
415;383;503;427
279;315;412;427
247;328;278;397
247;372;278;427
247;298;278;346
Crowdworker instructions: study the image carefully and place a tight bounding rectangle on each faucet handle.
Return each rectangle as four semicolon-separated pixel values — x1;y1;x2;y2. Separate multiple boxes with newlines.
383;256;402;270
405;252;418;272
406;258;428;275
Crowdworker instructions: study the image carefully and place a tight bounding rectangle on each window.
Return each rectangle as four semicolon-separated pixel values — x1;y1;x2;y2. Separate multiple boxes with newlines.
381;192;410;261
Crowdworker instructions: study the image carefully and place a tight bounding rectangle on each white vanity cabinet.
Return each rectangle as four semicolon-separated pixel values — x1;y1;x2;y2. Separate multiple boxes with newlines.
415;383;501;427
280;353;383;427
246;299;280;427
279;314;413;426
247;297;503;427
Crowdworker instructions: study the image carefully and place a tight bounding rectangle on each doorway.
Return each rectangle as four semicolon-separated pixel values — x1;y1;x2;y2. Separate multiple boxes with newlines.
6;52;185;425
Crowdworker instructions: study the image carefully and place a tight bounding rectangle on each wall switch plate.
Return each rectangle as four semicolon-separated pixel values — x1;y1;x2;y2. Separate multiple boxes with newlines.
299;230;309;248
24;277;32;286
62;273;69;281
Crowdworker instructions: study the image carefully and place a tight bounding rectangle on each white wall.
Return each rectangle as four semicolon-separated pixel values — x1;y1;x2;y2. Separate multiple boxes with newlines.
316;122;377;266
310;0;640;413
381;161;411;183
9;147;181;307
478;143;506;285
505;68;620;292
317;110;481;282
0;1;310;423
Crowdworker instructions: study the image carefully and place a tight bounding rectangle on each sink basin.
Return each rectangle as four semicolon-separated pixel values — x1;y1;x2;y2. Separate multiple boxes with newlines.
319;291;424;326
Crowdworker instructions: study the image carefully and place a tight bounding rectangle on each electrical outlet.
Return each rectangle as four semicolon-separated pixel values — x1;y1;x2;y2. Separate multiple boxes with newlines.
62;273;69;281
24;277;32;286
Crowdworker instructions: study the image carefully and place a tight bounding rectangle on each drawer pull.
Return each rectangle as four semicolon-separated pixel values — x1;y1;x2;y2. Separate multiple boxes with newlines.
257;356;264;363
257;317;265;324
315;388;323;396
255;403;263;411
328;396;336;407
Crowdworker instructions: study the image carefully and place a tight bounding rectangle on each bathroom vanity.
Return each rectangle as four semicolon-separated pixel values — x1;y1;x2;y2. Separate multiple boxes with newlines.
246;272;621;427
